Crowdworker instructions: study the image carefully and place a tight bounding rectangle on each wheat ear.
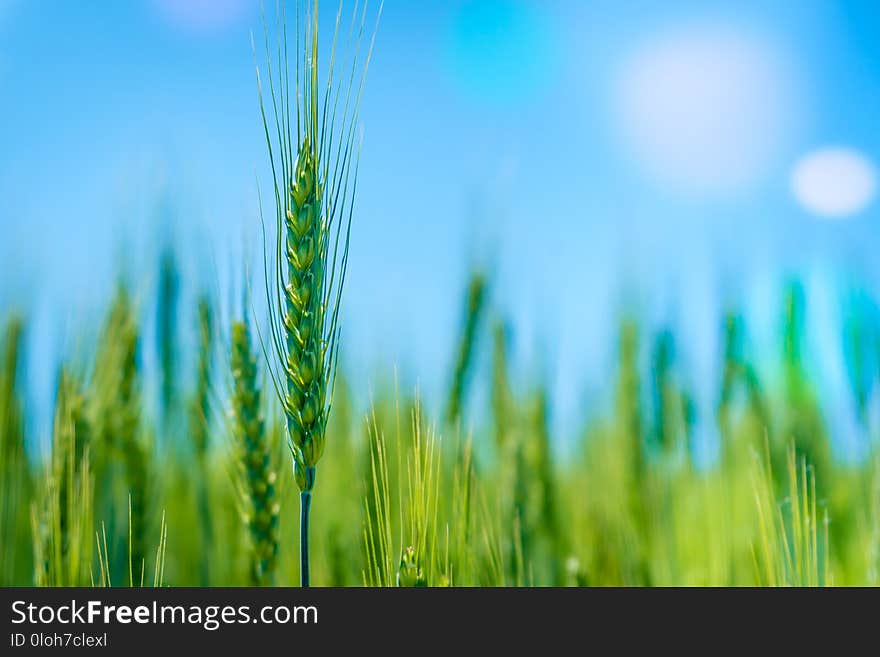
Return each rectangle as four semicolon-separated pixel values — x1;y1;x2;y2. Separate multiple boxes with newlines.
257;0;380;587
231;320;279;585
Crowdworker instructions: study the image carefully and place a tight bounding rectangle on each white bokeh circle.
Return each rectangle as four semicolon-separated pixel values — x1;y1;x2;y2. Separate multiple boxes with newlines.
615;25;799;198
791;147;877;219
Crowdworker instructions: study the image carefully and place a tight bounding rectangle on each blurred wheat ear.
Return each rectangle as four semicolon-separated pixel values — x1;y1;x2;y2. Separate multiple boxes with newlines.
32;369;93;586
231;319;279;585
0;316;32;585
88;285;151;586
255;0;380;587
190;295;215;585
156;245;180;428
447;272;487;427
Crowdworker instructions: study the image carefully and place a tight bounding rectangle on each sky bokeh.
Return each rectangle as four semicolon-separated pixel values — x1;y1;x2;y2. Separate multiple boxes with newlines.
1;0;879;456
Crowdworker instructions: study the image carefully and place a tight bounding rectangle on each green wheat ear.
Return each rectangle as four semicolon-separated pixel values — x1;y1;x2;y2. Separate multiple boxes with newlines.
256;0;380;587
89;285;150;585
156;245;180;426
190;295;215;585
33;368;93;586
190;296;214;458
447;272;487;426
231;320;279;586
1;316;32;585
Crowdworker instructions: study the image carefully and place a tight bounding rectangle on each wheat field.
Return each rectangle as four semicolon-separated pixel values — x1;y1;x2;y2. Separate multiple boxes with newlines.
1;1;879;588
2;267;879;587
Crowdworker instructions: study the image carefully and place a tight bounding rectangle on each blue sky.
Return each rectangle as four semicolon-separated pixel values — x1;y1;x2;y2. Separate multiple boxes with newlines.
1;1;879;455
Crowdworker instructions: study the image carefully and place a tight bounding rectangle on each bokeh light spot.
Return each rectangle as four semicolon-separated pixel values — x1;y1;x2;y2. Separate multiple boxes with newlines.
791;147;877;219
152;0;255;34
615;24;800;198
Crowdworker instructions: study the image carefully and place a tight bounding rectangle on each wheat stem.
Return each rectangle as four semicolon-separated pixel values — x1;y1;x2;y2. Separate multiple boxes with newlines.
300;482;313;587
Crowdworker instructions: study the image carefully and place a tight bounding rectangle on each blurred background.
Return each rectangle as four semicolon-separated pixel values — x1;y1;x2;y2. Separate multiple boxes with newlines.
1;0;879;462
